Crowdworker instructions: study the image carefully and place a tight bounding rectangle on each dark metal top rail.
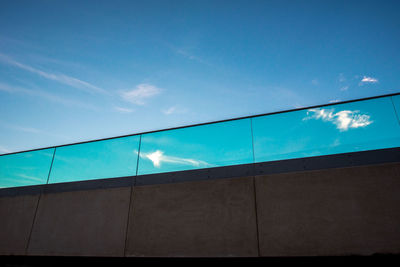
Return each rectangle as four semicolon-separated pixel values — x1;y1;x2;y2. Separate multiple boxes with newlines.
1;91;400;157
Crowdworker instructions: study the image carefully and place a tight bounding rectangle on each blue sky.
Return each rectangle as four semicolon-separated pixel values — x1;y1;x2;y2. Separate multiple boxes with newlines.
0;0;399;154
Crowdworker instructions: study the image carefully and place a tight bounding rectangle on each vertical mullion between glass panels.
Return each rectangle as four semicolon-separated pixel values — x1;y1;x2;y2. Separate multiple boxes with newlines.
45;148;57;184
250;118;256;164
135;135;142;178
390;96;400;126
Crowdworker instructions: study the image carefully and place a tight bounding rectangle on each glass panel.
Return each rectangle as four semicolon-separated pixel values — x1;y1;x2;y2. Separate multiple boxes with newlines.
252;96;400;163
138;118;254;175
48;135;140;184
0;148;54;188
391;95;400;125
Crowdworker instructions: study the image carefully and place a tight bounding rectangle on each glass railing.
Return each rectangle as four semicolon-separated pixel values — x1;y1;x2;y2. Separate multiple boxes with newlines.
49;135;141;184
252;97;400;162
1;93;400;188
138;118;254;175
0;148;55;188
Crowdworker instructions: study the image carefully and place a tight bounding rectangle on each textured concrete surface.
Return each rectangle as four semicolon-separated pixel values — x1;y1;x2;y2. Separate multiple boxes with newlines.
27;187;131;256
0;194;39;255
2;158;400;257
125;177;258;257
255;162;400;256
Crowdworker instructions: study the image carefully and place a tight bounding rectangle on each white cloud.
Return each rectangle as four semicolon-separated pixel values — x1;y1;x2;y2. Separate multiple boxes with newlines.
120;83;161;105
0;145;10;154
163;106;176;115
331;138;341;147
162;106;187;115
10;125;42;134
329;99;340;103
0;117;42;134
340;86;349;91
270;87;305;109
177;49;197;61
0;53;107;94
175;48;208;65
0;82;97;110
141;150;209;168
304;108;373;131
0;121;69;139
338;73;346;83
114;106;134;113
361;76;378;84
16;173;44;182
0;83;14;93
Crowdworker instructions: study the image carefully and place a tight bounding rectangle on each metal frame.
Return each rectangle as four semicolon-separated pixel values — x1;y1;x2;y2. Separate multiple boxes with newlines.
1;92;400;157
1;146;399;197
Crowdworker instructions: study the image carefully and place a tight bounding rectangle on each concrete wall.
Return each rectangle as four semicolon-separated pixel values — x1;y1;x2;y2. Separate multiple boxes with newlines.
0;194;39;255
256;163;400;256
27;187;131;256
125;177;258;257
0;162;400;257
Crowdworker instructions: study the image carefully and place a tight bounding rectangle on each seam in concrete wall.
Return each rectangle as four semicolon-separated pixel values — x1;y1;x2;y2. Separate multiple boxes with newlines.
124;185;139;257
124;186;135;257
124;135;141;256
252;176;261;257
24;149;56;255
24;192;42;255
250;118;261;257
1;161;399;257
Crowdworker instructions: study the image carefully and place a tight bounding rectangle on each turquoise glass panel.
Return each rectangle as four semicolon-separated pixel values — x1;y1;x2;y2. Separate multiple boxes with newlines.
0;148;54;188
138;119;254;175
252;97;400;163
49;135;140;184
391;95;400;125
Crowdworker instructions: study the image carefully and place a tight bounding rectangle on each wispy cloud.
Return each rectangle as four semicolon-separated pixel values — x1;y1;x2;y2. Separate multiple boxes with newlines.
0;145;10;154
304;108;373;131
0;53;107;94
9;125;42;134
162;106;187;115
0;121;70;139
16;173;44;182
163;106;177;115
0;82;97;110
166;43;211;66
338;73;346;83
120;83;161;105
360;76;378;84
175;48;208;65
340;86;349;91
329;99;340;103
0;82;15;93
140;150;209;168
114;106;134;113
331;138;341;147
271;88;305;109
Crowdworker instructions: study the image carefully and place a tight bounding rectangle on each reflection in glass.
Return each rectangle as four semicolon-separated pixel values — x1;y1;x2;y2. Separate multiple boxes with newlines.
252;97;400;163
0;148;54;188
48;135;140;184
138;119;254;175
2;95;400;189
